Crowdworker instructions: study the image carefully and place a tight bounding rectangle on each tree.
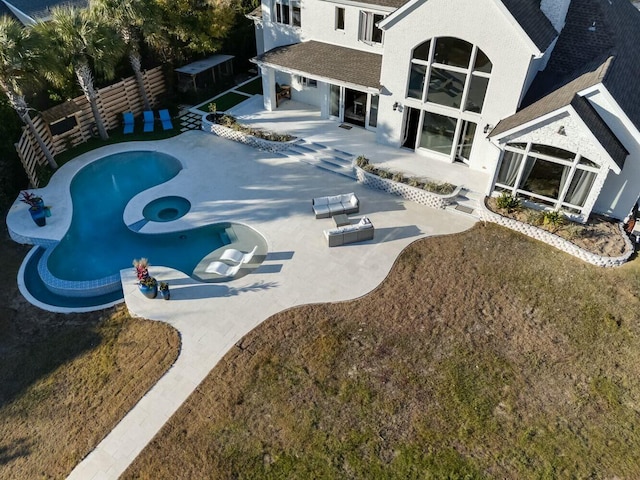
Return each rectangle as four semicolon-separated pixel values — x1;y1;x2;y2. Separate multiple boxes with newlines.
145;0;236;63
92;0;153;110
0;16;58;169
36;6;125;141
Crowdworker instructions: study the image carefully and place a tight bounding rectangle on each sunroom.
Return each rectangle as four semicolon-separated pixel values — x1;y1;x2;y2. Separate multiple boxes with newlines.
489;96;627;223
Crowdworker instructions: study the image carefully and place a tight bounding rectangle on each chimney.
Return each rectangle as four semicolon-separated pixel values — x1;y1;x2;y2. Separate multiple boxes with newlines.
540;0;571;32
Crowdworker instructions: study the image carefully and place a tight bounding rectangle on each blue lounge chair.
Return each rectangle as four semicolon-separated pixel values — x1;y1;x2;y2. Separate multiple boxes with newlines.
143;110;155;132
159;109;174;130
123;112;134;134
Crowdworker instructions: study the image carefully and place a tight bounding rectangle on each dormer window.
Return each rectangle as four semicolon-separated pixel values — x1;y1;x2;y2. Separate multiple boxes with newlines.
274;0;301;27
359;11;384;45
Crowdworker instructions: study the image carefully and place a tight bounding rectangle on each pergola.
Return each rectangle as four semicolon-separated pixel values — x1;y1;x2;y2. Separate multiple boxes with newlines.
175;54;235;92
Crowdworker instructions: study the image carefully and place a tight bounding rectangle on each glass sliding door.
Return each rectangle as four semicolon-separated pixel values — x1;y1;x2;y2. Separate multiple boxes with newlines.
344;88;366;127
455;120;476;164
330;84;341;118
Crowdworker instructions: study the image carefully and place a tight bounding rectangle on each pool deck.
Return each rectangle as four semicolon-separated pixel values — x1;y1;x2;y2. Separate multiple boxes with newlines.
10;126;477;479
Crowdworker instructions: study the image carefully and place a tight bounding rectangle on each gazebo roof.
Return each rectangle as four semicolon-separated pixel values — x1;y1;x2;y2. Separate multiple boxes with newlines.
175;55;235;76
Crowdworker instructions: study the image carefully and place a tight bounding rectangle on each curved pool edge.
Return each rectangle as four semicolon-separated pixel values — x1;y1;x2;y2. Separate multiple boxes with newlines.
18;246;125;313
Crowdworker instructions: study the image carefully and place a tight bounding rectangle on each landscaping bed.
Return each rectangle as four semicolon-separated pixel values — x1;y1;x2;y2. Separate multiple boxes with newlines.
485;196;630;258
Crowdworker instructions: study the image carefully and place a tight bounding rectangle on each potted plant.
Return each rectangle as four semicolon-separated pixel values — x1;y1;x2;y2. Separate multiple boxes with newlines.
133;258;158;299
20;191;46;227
159;282;170;300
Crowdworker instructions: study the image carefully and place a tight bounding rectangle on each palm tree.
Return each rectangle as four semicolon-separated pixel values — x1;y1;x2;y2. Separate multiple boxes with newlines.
0;16;58;169
36;6;125;141
92;0;152;110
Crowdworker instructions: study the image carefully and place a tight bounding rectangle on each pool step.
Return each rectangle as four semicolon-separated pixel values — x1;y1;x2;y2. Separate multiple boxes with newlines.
286;140;356;179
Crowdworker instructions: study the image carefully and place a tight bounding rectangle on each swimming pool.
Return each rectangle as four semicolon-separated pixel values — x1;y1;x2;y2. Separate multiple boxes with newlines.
22;150;267;308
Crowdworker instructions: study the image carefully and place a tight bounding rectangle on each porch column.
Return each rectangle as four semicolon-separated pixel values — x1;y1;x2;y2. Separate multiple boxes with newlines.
261;66;277;111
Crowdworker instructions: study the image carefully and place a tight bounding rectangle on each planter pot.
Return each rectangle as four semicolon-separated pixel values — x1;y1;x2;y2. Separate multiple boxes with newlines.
29;206;46;227
139;281;158;299
160;289;170;300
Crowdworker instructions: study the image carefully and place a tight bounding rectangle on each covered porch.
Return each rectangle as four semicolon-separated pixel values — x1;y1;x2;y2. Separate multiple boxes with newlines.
253;41;383;132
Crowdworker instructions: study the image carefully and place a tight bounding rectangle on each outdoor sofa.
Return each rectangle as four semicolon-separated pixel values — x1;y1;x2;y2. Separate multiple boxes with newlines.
324;217;374;247
312;192;359;219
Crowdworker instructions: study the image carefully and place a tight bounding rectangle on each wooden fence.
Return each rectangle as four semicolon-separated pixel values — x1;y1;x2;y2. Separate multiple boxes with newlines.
17;66;167;187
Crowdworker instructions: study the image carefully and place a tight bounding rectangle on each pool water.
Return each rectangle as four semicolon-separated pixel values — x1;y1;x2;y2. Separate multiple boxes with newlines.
25;150;265;308
143;196;191;222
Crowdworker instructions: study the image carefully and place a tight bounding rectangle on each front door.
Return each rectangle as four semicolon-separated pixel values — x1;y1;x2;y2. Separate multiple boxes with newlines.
402;107;420;149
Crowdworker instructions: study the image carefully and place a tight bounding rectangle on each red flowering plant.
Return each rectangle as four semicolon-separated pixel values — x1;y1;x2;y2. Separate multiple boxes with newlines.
20;191;43;209
132;258;157;288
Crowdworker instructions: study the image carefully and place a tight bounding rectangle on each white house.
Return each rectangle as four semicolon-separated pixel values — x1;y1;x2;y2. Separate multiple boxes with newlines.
249;0;640;223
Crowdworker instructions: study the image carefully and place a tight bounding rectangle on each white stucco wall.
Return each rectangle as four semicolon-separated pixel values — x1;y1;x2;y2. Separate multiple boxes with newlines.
260;1;304;52
584;90;640;219
303;0;390;54
375;0;541;174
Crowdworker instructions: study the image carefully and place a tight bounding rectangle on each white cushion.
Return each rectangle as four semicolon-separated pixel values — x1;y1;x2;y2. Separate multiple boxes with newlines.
327;195;342;205
313;197;328;206
358;216;371;226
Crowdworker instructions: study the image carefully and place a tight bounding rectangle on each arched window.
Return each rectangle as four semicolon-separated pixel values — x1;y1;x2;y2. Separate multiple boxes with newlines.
407;37;492;114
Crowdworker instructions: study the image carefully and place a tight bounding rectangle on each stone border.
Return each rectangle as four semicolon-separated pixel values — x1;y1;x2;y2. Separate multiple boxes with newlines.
478;206;635;267
354;165;462;210
201;115;297;153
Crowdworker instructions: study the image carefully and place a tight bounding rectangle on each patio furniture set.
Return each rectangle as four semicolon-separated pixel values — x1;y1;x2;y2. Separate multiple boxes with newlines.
123;109;174;134
312;193;375;247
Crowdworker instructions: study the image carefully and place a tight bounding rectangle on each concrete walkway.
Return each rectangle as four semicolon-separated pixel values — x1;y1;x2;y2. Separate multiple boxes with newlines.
60;127;476;479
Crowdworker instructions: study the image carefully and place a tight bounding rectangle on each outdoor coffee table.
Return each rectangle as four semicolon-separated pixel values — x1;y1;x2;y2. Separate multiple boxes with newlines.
333;213;350;227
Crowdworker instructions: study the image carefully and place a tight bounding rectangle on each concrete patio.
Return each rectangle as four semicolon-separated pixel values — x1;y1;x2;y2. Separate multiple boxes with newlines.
6;122;478;478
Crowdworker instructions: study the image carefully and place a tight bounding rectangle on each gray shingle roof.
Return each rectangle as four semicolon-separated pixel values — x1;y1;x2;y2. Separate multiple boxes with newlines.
492;0;640;169
500;0;558;52
355;0;410;9
254;41;382;89
570;95;627;169
491;55;613;137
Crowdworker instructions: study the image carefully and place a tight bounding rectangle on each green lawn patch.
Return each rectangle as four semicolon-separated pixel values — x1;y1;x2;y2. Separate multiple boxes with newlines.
199;91;251;113
236;77;263;95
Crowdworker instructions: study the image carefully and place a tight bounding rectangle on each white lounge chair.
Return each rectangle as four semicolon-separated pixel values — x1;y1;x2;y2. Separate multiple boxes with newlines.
204;261;242;277
219;245;257;265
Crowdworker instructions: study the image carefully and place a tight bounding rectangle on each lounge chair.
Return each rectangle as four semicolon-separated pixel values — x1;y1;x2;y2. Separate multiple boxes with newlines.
143;110;155;132
205;261;242;278
158;109;174;130
122;112;134;134
219;245;257;265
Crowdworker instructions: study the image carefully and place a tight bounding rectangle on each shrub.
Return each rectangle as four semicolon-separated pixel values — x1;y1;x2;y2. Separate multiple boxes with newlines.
392;172;406;183
408;177;422;188
377;168;393;179
363;164;378;174
563;224;584;241
355;155;369;168
524;209;544;225
542;210;566;232
496;192;521;213
424;181;455;195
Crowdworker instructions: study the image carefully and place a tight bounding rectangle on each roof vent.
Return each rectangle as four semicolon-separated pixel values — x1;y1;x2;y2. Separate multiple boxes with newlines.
588;21;597;32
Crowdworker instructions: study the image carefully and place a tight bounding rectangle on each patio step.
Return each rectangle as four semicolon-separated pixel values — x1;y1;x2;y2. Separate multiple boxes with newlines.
446;188;485;219
286;140;357;179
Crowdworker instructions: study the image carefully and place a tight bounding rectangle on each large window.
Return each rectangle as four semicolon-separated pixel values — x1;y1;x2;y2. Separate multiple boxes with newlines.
359;11;384;44
494;143;600;216
407;37;492;114
274;0;301;27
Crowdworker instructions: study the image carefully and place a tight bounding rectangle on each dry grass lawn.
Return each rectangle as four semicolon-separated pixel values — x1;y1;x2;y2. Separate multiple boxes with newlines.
125;223;640;479
0;229;181;479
